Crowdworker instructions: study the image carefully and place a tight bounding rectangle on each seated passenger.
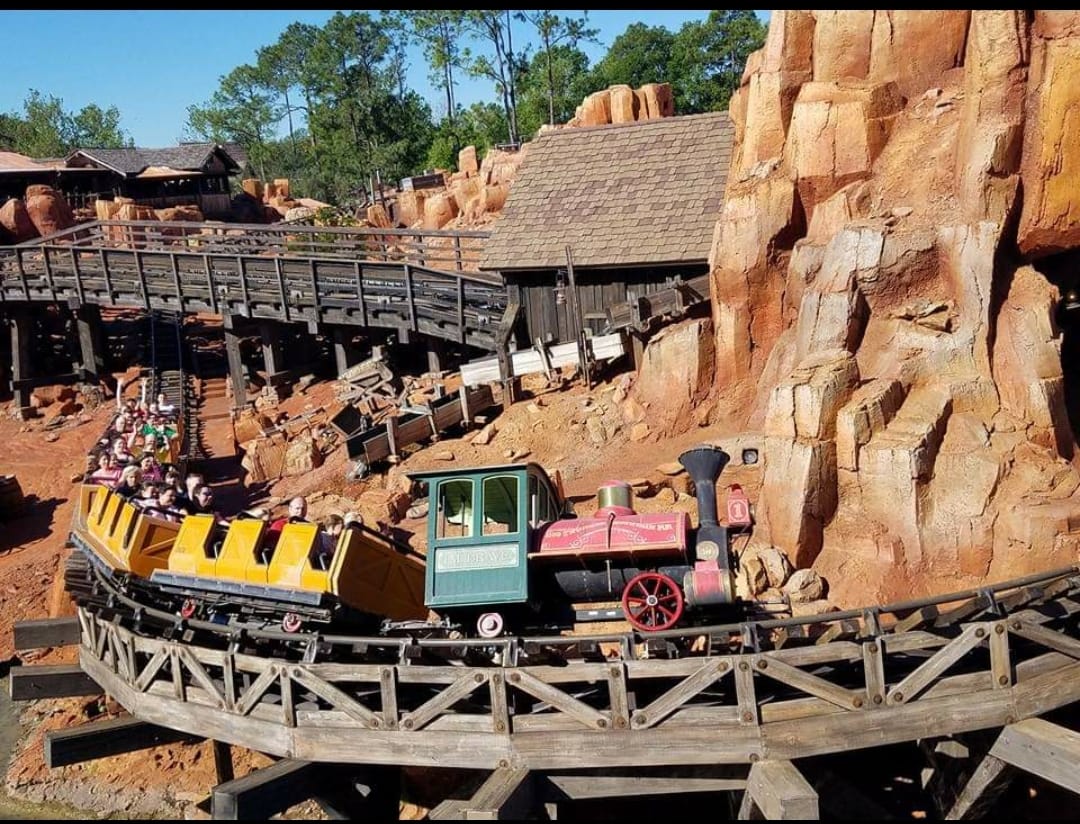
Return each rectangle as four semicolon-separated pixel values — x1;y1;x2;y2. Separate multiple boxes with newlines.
139;453;163;484
313;514;344;569
114;466;143;500
146;486;184;522
269;496;309;532
156;392;177;417
131;480;159;508
192;485;218;518
88;453;122;486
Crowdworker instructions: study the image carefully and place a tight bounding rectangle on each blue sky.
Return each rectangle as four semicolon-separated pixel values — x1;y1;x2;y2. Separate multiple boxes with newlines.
0;11;767;148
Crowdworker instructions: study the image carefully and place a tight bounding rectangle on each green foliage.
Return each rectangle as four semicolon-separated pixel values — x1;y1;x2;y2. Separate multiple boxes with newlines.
516;44;592;140
180;10;763;207
1;90;131;157
518;12;598;129
426;102;508;170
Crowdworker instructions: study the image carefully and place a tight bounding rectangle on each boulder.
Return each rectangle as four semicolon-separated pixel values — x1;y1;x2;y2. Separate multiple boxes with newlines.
630;318;715;437
0;197;38;243
868;11;970;98
241;434;288;484
640;83;675;119
282;432;323;477
358;488;411;525
609;85;638;123
783;568;825;603
458;145;479;175
396;190;427;227
366;204;392;228
25;185;75;237
242;179;264;200
577;90;612;126
423;193;458;230
757;437;837;569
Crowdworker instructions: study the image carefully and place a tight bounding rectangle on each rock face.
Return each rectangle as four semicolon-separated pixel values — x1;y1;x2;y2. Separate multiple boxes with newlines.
710;10;1080;601
24;185;75;237
630;318;715;438
567;83;677;128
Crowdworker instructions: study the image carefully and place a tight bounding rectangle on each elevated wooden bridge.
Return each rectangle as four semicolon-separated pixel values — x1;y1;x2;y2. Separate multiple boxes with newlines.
0;220;503;347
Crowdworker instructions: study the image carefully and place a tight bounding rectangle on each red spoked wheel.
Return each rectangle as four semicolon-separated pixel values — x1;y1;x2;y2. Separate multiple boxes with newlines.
179;598;198;620
621;572;685;632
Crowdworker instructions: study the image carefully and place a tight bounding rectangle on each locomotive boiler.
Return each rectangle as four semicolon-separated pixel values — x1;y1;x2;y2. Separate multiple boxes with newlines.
411;444;744;636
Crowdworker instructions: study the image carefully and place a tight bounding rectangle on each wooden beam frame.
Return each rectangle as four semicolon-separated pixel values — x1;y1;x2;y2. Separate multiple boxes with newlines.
740;760;819;820
45;716;197;768
13;617;81;650
211;759;321;820
10;664;100;701
990;718;1080;795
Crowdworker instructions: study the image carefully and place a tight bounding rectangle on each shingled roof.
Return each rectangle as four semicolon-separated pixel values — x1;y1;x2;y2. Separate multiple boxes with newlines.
481;112;733;271
65;142;245;177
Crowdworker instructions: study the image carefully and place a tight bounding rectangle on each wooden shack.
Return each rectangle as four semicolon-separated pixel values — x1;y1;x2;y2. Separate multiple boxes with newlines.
479;112;733;350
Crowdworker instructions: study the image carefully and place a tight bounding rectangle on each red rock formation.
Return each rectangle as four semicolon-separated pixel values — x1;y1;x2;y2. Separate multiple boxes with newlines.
0;198;38;243
24;185;74;238
709;10;1080;602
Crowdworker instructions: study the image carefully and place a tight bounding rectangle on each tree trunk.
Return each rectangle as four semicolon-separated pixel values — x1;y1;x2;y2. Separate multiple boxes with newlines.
545;34;556;126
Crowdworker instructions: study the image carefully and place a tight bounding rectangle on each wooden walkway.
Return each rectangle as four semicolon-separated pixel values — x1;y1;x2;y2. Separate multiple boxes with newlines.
0;220;504;350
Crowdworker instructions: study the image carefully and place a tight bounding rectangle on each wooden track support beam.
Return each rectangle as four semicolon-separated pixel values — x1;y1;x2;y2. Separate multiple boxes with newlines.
212;759;321;820
10;664;100;701
944;754;1010;820
13;617;81;650
739;760;819;820
45;715;198;768
429;767;536;820
990;718;1080;795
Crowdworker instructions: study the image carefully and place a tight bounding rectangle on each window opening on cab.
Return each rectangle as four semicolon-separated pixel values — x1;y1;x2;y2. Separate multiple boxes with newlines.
482;475;519;535
437;478;474;539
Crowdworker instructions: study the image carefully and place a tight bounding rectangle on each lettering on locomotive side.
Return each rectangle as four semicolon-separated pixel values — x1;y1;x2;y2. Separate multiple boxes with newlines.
435;544;519;572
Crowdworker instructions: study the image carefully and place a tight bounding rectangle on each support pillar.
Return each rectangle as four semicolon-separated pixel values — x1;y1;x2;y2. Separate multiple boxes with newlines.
74;304;104;386
9;310;33;418
259;321;284;378
332;327;360;378
426;338;446;374
224;316;247;410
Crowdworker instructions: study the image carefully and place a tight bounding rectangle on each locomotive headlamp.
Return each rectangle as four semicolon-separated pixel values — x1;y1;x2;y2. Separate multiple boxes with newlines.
696;539;721;562
741;448;759;466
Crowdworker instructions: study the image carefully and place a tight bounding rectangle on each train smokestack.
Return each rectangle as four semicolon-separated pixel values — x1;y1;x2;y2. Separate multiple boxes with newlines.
678;445;730;527
679;445;735;606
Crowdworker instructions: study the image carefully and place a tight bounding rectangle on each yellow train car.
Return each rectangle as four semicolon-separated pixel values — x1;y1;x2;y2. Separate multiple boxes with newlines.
70;484;180;578
150;515;426;630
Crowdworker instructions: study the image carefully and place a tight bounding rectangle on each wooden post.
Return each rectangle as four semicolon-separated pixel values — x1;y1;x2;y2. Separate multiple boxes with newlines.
945;754;1010;820
564;245;590;389
495;302;521;406
224;315;247;410
213;740;235;785
74;303;103;386
211;759;320;820
46;716;196;768
259;321;285;391
9;309;33;417
10;665;100;700
332;327;359;378
427;339;445;374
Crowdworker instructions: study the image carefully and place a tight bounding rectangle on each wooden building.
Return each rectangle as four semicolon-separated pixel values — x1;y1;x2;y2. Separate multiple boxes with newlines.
0;151;92;203
480;112;733;346
64;142;246;217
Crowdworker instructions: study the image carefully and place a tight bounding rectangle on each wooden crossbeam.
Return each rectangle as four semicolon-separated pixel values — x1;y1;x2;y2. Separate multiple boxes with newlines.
46;716;197;768
13;617;81;650
990;718;1080;795
211;759;321;820
455;766;535;820
887;625;984;705
741;760;819;820
546;773;746;800
10;664;100;701
944;754;1010;820
401;672;488;732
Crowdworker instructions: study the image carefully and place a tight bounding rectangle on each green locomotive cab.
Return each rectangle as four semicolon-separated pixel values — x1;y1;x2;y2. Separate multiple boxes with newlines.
410;463;563;626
